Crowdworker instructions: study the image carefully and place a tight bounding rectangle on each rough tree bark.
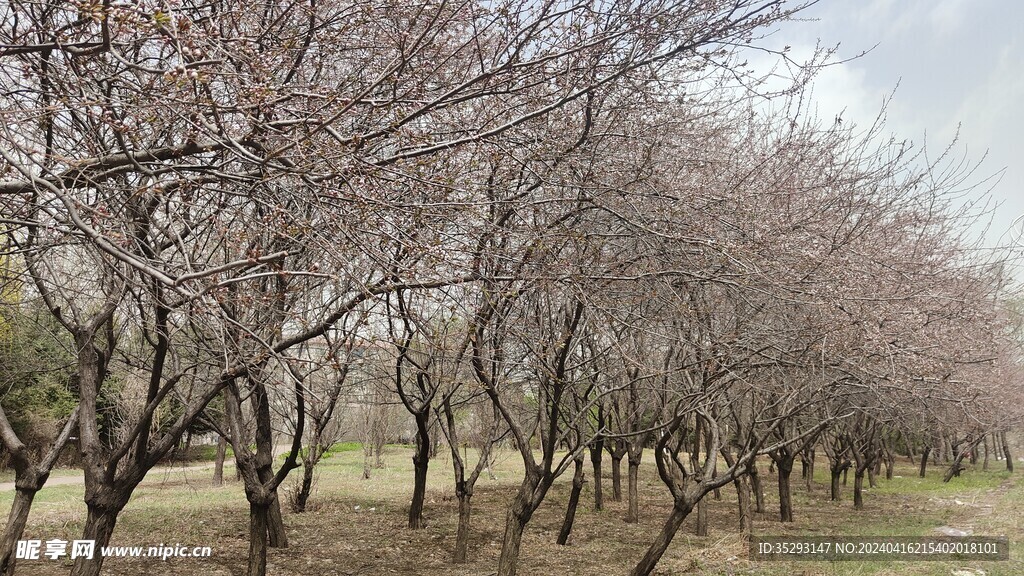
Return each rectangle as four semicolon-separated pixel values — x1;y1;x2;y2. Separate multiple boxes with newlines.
769;445;796;522
750;457;766;513
0;406;79;576
556;452;586;545
720;447;752;541
590;432;605;511
607;438;626;502
943;436;985;482
1002;432;1014;473
626;447;642;523
213;435;227;486
409;410;431;529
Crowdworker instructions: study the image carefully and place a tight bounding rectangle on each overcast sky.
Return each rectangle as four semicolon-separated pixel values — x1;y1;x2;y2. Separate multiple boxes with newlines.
757;0;1022;257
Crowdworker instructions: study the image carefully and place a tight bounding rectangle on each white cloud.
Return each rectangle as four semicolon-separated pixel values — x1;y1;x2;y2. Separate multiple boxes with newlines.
929;0;971;36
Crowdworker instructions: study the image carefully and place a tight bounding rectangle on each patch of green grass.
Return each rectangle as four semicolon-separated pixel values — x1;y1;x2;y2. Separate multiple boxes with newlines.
276;441;368;461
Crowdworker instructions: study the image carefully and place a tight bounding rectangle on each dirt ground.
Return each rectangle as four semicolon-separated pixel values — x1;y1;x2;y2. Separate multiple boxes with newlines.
3;448;1021;576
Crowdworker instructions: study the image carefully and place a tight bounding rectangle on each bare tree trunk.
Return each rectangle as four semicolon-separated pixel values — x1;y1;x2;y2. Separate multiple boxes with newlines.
749;459;765;513
213;435;227;486
694;498;708;536
607;439;626;502
496;478;541;576
983;435;990;471
720;448;751;541
247;500;269;576
69;502;123;576
1002;432;1014;473
497;513;527;576
610;454;623;502
777;460;794;522
0;488;36;576
252;463;288;548
267;493;288;547
409;412;430;529
0;399;79;576
853;469;865;510
557;455;586;545
735;475;753;540
804;449;815;492
883;444;895;480
626;455;641;523
453;492;473;562
362;441;372;479
590;440;604;511
944;437;985;482
629;504;692;576
711;463;721;500
292;458;316;512
830;465;842;501
919;446;931;478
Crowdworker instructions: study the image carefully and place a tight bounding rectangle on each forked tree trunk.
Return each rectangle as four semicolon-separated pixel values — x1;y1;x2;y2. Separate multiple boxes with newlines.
830;465;842;501
557;456;586;545
943;437;984;482
629;503;693;576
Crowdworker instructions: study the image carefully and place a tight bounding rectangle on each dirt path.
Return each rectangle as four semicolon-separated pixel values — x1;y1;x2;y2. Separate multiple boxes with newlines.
0;443;297;492
932;474;1018;535
0;461;227;493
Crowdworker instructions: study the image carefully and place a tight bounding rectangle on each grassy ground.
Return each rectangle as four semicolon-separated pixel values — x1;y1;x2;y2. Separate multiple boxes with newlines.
2;447;1020;576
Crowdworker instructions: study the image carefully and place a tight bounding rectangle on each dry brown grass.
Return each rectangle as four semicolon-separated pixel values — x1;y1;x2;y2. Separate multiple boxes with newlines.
3;447;1021;576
